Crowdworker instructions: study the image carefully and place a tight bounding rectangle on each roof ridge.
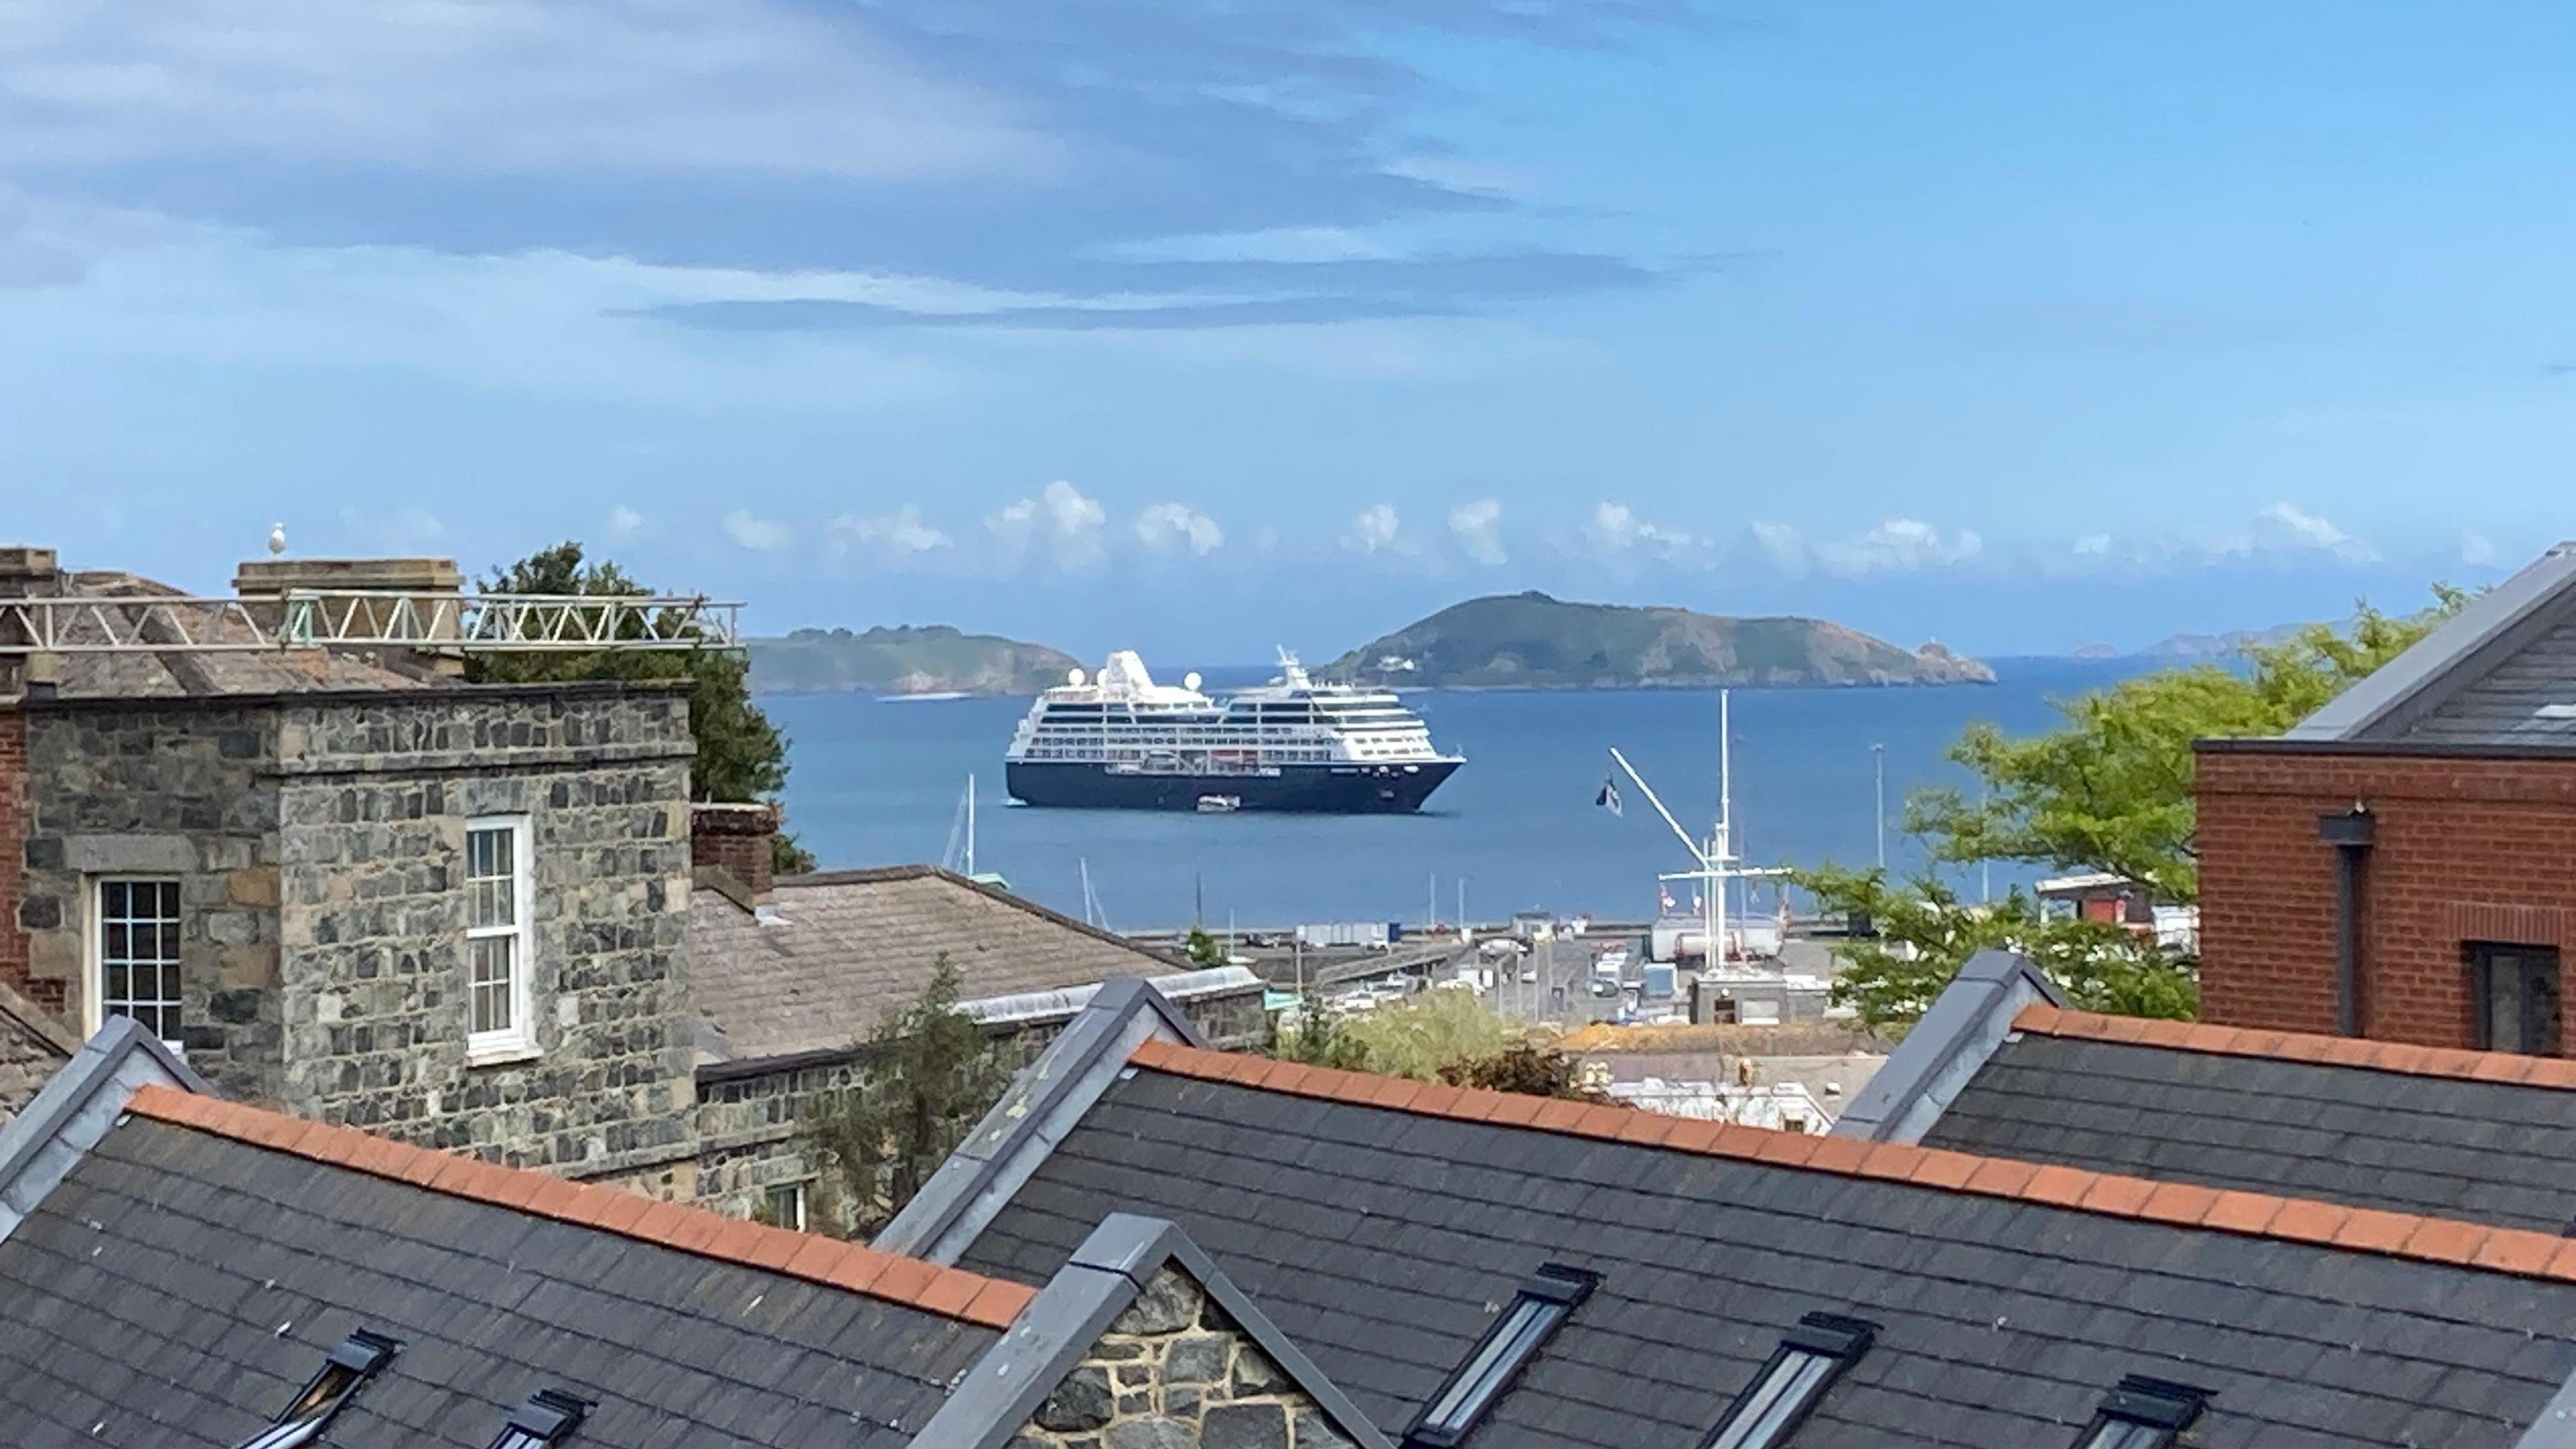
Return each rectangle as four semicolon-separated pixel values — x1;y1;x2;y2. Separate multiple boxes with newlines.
121;1085;1032;1329
2011;1003;2576;1091
1125;1038;2576;1285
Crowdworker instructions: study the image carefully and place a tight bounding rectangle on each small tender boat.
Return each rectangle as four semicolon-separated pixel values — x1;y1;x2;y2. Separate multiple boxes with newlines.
1196;794;1243;814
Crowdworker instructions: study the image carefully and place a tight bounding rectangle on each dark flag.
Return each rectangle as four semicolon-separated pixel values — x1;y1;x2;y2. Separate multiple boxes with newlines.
1596;773;1621;816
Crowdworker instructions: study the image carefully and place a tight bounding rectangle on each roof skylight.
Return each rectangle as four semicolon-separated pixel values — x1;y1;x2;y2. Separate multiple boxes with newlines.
235;1330;400;1449
487;1389;594;1449
1696;1313;1878;1449
1401;1264;1599;1448
2074;1375;2210;1449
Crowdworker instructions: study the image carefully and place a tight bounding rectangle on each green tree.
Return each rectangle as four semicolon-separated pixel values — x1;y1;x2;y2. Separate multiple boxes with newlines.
1795;865;2197;1036
1907;590;2464;902
1267;994;1373;1071
467;541;816;873
1182;927;1228;968
799;955;1013;1238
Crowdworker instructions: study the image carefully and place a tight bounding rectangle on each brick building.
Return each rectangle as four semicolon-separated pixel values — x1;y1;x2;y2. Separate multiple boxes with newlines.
2196;542;2576;1052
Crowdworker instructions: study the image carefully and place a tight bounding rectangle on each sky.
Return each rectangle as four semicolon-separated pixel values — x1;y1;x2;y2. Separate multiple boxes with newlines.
2;1;2570;661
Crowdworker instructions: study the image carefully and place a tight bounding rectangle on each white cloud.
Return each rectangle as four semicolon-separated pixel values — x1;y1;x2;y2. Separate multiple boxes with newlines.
1749;520;1808;578
607;504;645;539
2252;501;2376;562
828;503;952;559
1098;228;1397;264
1344;502;1403;555
2072;533;2112;557
722;508;792;551
1448;498;1507;567
1134;502;1225;557
0;0;1053;184
986;480;1107;572
1812;518;1984;576
2462;531;2499;566
1585;500;1698;559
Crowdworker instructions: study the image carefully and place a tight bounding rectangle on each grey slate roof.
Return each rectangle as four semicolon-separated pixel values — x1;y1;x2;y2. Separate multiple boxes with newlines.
954;1061;2576;1449
1921;1030;2576;1233
46;570;445;700
689;865;1195;1064
2288;541;2576;747
0;1113;996;1449
1834;948;2059;1144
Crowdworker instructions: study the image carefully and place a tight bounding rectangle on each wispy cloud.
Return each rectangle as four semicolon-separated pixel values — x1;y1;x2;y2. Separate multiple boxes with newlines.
722;509;792;551
1449;498;1507;566
1584;500;1699;559
607;505;645;540
986;480;1108;572
1753;518;1986;578
1344;502;1403;555
828;504;953;561
1134;502;1226;557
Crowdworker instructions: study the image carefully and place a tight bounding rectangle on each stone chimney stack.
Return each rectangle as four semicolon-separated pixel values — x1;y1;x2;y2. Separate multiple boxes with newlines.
0;546;63;702
692;802;779;902
232;555;467;675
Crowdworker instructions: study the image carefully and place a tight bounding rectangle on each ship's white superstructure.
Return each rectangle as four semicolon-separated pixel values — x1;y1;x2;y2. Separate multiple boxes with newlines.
1004;651;1460;812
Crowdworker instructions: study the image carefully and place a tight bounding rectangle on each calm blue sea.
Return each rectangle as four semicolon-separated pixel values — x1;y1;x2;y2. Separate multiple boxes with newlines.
762;658;2151;932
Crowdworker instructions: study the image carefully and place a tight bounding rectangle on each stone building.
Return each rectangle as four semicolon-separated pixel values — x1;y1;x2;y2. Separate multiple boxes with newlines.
2;542;1265;1218
2196;541;2576;1052
0;547;701;1181
682;813;1265;1221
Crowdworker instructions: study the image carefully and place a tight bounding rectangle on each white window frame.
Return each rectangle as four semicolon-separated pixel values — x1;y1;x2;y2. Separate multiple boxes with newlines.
765;1181;810;1233
464;815;539;1064
87;875;184;1051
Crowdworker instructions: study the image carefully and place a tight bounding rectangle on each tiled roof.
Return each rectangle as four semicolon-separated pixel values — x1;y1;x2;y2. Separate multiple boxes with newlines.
45;570;444;700
0;1093;1016;1448
1913;1004;2576;1232
956;1037;2576;1449
689;865;1192;1064
124;1085;1029;1327
2286;541;2576;747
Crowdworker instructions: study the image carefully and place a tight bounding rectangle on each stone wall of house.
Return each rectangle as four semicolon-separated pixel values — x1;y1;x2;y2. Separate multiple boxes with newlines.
272;686;699;1173
689;986;1269;1221
1018;1264;1352;1449
16;700;284;1095
0;994;74;1122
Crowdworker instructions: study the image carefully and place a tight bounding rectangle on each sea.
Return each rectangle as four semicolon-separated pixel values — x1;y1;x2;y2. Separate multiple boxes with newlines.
761;657;2154;933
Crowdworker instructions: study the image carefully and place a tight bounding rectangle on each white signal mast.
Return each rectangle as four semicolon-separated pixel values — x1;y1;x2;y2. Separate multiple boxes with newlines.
1608;690;1786;969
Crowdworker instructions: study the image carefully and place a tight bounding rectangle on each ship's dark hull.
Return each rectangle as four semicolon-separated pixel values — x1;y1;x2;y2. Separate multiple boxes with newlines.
1006;759;1461;813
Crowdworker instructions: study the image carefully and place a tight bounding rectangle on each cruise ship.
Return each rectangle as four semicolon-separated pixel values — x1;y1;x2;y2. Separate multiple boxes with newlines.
1004;651;1463;812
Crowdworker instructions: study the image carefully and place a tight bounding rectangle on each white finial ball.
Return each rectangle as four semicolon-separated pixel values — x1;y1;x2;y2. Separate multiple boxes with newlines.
267;522;287;556
1067;667;1087;687
1183;671;1203;691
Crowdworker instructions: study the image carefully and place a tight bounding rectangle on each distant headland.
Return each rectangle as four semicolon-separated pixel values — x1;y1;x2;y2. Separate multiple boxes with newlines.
1328;591;1995;690
747;625;1079;696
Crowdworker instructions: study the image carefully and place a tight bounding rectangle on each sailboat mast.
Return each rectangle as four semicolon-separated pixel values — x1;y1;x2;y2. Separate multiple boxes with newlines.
965;773;976;878
1711;689;1729;970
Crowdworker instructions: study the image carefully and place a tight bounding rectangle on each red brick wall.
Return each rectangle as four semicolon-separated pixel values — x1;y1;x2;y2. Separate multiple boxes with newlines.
0;707;34;1011
2197;747;2576;1049
690;802;777;899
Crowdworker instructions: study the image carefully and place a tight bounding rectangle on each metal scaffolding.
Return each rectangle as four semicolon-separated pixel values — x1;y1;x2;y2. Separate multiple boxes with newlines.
0;591;743;654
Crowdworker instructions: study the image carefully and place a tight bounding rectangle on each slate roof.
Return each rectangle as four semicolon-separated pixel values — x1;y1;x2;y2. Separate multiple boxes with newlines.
2286;541;2576;749
0;1085;1024;1449
44;570;445;700
1919;1004;2576;1234
689;865;1196;1064
951;1037;2576;1449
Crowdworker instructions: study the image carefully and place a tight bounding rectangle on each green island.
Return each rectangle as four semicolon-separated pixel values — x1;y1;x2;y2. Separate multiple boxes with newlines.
1328;591;1995;689
746;625;1079;696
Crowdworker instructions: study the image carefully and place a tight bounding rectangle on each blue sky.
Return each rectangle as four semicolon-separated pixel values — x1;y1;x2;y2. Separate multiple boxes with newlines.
2;1;2569;660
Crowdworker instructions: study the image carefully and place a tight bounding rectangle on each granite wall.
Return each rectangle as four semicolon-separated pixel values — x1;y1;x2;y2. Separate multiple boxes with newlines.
1017;1264;1351;1449
15;684;700;1175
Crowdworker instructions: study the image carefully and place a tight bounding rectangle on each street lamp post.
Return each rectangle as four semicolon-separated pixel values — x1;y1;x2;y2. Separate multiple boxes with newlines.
1872;743;1887;871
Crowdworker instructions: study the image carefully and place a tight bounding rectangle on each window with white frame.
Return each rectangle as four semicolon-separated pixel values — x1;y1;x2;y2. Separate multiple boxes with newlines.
94;879;184;1048
765;1181;809;1233
465;817;536;1059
